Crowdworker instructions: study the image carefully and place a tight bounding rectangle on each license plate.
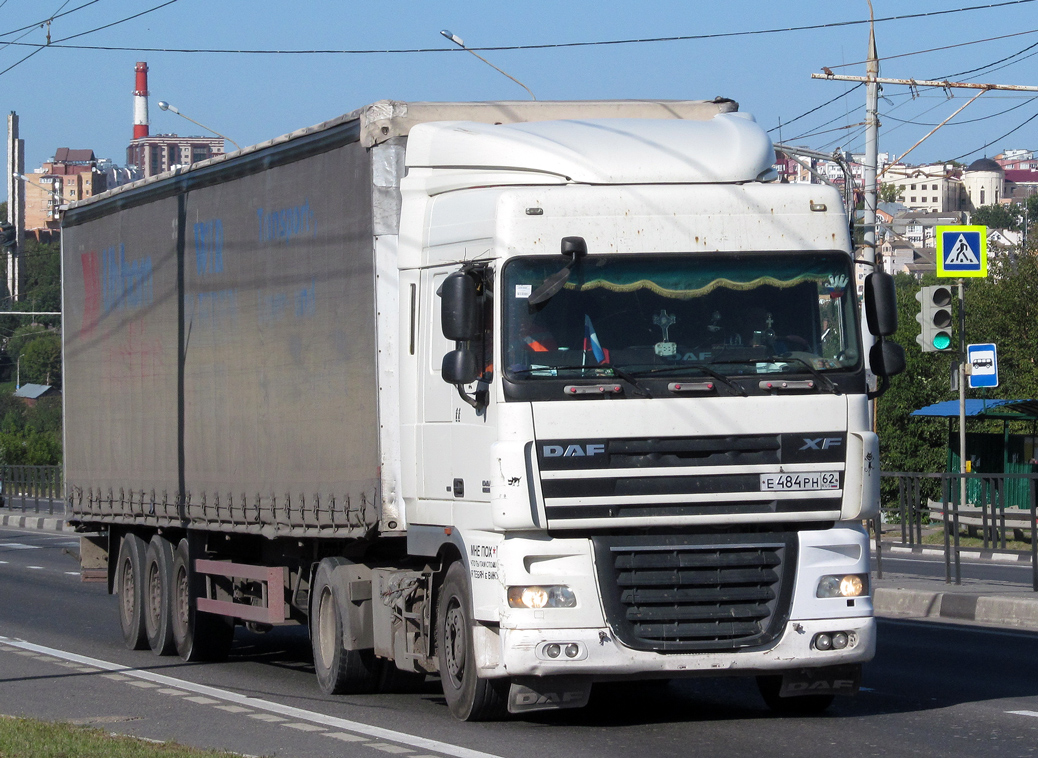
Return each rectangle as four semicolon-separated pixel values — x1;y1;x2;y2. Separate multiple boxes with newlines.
759;471;840;491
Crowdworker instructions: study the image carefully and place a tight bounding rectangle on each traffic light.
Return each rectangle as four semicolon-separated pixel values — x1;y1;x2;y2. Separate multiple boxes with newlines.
0;223;14;250
915;284;954;352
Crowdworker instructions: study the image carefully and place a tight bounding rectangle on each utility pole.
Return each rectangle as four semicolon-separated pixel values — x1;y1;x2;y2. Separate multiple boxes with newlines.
862;23;879;273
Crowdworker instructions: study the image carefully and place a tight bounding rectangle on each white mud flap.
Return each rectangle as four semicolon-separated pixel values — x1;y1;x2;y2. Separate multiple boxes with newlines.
507;677;592;714
778;664;861;698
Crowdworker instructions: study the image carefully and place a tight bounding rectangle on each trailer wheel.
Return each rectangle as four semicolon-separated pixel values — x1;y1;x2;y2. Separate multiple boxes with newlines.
756;675;835;716
310;557;381;695
436;562;508;721
116;533;148;651
144;535;176;655
171;536;234;662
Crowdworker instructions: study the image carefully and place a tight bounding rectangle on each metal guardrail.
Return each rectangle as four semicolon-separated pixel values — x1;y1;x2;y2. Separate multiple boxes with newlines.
873;471;1038;591
0;465;64;515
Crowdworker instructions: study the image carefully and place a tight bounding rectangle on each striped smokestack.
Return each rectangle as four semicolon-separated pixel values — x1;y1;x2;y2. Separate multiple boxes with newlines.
133;61;149;140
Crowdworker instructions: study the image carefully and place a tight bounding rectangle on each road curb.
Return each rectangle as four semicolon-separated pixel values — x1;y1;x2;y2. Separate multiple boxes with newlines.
0;513;73;532
874;587;1038;632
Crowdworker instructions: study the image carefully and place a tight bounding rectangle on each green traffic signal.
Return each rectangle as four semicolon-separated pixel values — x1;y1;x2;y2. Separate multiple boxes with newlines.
915;285;954;353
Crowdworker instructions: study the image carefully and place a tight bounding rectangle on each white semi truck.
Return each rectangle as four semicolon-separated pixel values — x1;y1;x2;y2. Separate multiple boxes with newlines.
63;99;904;721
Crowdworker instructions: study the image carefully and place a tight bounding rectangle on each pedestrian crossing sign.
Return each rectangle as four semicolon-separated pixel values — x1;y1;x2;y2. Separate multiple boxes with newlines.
936;225;987;278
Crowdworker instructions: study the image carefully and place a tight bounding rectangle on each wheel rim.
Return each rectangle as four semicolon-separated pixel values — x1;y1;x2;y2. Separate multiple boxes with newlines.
147;562;161;629
174;565;189;636
443;596;466;689
119;556;136;626
316;587;336;670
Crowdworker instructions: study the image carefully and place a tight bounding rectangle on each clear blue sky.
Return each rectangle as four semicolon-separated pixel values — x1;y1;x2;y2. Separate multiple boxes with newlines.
2;0;1037;194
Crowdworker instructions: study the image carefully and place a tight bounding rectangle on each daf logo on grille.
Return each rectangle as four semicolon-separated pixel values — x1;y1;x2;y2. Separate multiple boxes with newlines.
543;443;606;458
800;437;842;451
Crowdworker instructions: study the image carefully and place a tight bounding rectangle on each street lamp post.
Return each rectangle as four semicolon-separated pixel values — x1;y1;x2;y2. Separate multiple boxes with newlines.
439;29;536;100
157;101;241;152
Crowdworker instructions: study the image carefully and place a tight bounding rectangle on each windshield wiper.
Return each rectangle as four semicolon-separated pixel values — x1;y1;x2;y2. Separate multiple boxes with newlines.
599;363;652;398
773;356;841;395
635;363;748;397
706;355;841;395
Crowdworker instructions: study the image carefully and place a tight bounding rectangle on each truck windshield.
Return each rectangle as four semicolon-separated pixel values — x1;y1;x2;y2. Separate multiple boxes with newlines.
502;252;860;381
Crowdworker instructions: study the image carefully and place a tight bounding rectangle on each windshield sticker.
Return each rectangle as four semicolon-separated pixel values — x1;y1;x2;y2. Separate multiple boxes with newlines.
515;284;532;299
824;274;848;299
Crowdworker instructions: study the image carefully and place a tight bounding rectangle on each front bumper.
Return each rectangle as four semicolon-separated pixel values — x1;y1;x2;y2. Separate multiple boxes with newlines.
482;615;874;679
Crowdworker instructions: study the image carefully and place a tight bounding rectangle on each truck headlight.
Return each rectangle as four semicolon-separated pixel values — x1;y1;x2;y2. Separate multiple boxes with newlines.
507;585;577;609
816;574;869;598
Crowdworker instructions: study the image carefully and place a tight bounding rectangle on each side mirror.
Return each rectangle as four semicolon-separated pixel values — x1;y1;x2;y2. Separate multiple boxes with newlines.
869;339;906;378
864;271;898;337
442;349;479;385
440;272;480;341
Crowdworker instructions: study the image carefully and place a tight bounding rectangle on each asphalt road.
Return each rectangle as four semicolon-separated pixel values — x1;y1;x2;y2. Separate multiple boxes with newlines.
879;551;1038;585
2;525;1038;758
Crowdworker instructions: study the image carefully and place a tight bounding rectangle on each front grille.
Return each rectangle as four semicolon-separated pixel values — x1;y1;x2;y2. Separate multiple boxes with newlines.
536;433;846;527
593;533;796;653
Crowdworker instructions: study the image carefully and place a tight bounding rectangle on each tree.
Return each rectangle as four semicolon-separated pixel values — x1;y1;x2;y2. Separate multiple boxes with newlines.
879;183;903;204
20;332;61;387
971;203;1020;231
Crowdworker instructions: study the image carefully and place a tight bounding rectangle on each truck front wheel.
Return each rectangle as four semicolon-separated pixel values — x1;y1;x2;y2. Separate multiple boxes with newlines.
116;533;148;650
310;557;381;695
436;562;508;721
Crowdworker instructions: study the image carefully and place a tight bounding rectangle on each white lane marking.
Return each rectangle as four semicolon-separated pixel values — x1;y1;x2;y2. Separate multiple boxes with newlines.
0;561;7;564
65;572;80;576
284;723;325;732
0;543;41;549
185;696;220;705
1007;710;1038;718
250;713;287;723
0;635;500;758
325;732;370;743
215;705;251;714
26;566;44;570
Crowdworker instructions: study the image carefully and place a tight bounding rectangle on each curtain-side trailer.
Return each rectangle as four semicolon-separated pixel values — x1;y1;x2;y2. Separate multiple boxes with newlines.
63;99;903;721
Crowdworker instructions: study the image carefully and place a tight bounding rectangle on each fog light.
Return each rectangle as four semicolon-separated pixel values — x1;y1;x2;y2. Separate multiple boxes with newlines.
508;585;577;609
565;643;580;658
545;643;561;658
832;632;849;650
814;633;833;651
816;573;869;598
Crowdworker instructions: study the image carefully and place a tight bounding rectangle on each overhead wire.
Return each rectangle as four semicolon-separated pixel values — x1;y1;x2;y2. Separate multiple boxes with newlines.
0;0;102;39
0;0;1034;53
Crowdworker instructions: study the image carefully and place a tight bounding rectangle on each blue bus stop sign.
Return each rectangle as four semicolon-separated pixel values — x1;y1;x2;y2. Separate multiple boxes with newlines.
967;343;998;388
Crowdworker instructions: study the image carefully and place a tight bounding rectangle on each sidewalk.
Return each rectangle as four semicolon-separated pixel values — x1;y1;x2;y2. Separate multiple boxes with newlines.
5;507;1038;633
0;509;74;533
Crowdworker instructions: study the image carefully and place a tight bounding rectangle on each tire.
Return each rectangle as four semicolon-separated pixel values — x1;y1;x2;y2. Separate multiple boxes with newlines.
756;675;835;716
116;532;148;651
436;562;508;721
310;557;382;695
144;535;176;656
171;536;234;662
